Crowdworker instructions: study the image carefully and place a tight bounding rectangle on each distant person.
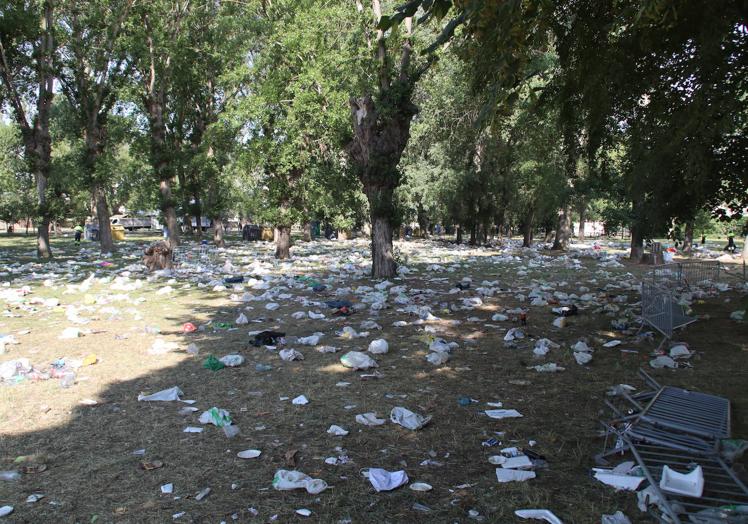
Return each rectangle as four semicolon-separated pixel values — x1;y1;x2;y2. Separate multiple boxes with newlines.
724;236;737;253
74;224;83;244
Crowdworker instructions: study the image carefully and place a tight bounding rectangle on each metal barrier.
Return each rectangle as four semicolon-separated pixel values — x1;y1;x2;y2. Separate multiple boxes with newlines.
640;281;697;348
171;244;218;268
652;260;720;291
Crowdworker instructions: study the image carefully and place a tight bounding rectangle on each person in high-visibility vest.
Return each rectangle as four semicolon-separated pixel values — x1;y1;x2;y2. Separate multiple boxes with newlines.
73;224;84;244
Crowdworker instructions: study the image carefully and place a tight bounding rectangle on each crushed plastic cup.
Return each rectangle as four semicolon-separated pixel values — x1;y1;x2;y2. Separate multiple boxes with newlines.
355;412;386;426
0;471;20;481
59;371;76;388
495;468;535;483
279;349;304;361
237;449;261;459
327;425;349;436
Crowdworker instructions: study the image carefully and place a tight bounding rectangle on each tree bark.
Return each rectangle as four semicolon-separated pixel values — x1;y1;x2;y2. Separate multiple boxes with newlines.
743;234;748;261
456;225;462;244
552;204;571;250
683;221;694;254
159;178;180;248
274;225;291;259
302;221;312;242
213;218;225;247
469;224;477;245
194;196;203;238
416;204;429;238
370;215;395;278
630;225;645;262
577;201;586;240
93;184;114;252
523;225;533;247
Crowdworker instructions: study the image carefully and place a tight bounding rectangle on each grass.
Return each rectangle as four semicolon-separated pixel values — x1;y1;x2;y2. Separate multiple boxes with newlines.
0;233;746;523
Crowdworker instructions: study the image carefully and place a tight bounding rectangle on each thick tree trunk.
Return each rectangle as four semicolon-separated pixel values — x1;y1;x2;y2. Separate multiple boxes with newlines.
416;205;429;238
274;225;291;259
469;224;477;245
456;225;463;244
159;179;180;249
523;226;532;247
370;215;395;278
683;221;694;254
630;225;645;262
93;184;114;253
213;218;225;247
577;201;586;241
552;204;571;250
302;221;312;242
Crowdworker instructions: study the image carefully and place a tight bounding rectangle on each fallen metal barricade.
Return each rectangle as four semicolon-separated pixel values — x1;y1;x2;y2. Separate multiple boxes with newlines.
596;371;747;523
640;282;697;349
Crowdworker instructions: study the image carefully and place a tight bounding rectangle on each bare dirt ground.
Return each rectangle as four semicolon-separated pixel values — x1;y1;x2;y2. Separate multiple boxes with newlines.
0;233;746;523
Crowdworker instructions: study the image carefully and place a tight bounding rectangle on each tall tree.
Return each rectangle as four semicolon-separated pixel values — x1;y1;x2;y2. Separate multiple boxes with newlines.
347;0;440;277
57;0;134;253
0;0;56;258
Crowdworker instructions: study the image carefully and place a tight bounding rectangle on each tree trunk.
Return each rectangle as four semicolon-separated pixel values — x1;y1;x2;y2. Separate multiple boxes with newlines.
194;196;203;238
523;226;532;247
416;205;429;238
683;221;694;254
34;165;52;259
577;201;586;240
743;234;748;261
552;204;571;250
183;213;193;236
469;224;477;245
302;221;312;242
630;225;645;262
456;225;463;244
370;215;395;278
159;179;180;249
213;218;225;247
93;184;114;253
274;225;291;259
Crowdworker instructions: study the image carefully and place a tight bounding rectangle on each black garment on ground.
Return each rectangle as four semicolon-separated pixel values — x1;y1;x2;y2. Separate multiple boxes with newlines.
251;331;286;347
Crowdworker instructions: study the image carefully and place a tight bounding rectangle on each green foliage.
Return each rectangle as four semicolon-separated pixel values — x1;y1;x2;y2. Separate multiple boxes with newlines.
0;123;34;226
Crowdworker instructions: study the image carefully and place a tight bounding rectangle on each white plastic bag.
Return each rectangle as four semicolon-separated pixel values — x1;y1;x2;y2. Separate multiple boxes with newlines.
279;349;304;361
368;339;389;354
367;468;409;492
272;470;327;494
390;407;431;430
219;354;244;367
340;351;378;370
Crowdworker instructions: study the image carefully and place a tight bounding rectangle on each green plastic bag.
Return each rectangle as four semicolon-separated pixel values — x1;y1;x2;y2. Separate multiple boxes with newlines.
203;355;225;371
